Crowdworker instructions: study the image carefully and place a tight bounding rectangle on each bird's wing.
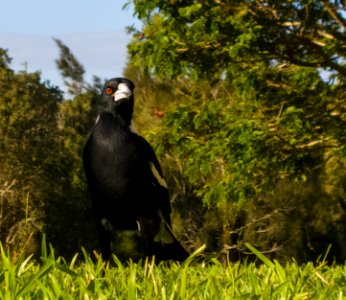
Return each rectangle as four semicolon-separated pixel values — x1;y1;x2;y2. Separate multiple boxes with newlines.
136;135;172;224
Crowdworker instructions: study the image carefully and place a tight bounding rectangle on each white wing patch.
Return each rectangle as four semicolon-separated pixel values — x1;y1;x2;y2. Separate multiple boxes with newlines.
149;162;168;188
101;218;113;231
130;120;139;134
136;220;141;233
95;114;100;125
154;211;174;244
114;83;132;101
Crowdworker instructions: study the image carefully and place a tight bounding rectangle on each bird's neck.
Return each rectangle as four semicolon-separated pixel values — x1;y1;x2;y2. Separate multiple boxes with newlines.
112;99;134;126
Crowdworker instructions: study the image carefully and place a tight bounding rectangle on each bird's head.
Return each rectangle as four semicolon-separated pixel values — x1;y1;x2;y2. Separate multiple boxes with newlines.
100;78;135;115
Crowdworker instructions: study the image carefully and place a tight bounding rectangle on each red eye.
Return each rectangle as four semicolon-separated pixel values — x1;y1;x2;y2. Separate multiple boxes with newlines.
105;87;114;95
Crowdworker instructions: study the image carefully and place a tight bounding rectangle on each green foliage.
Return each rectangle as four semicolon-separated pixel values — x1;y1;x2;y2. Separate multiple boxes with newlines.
0;48;99;259
140;72;346;260
0;49;64;257
128;0;346;81
126;0;346;261
123;62;179;132
146;66;335;201
1;242;346;299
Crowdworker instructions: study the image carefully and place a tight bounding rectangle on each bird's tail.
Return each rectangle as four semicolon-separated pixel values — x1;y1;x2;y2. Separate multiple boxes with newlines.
152;222;189;262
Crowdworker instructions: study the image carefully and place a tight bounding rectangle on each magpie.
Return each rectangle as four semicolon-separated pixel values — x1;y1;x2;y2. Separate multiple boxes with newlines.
83;77;189;262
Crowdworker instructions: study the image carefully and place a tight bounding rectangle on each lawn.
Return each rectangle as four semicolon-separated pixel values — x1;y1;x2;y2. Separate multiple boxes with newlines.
1;241;345;299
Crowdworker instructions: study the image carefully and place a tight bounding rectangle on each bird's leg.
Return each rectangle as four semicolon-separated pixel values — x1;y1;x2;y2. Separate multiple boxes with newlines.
97;221;112;260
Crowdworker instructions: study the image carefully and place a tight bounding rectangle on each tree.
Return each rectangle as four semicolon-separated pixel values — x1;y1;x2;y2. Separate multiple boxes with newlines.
54;38;86;96
0;49;64;256
125;0;346;261
127;1;346;80
0;48;99;259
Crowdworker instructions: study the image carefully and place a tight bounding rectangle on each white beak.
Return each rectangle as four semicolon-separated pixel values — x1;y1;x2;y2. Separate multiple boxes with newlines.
114;83;132;101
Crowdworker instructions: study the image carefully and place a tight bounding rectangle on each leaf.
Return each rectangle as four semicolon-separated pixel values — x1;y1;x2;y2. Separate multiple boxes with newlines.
245;243;275;269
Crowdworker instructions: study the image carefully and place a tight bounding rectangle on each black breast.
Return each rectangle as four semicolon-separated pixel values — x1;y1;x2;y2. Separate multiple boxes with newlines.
83;112;154;227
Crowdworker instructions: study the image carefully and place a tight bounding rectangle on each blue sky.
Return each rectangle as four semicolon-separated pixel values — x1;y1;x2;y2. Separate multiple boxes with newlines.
0;0;141;91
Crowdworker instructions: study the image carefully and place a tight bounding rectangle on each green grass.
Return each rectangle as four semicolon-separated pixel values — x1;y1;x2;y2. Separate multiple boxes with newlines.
1;240;346;299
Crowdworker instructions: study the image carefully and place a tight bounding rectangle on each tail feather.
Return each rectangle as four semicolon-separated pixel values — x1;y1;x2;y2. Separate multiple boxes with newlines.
152;222;189;262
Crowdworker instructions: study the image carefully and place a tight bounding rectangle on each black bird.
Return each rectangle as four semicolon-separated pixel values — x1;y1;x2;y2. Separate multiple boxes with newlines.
83;78;188;261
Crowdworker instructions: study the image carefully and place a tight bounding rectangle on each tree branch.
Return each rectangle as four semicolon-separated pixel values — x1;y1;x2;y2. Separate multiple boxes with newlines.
320;0;346;31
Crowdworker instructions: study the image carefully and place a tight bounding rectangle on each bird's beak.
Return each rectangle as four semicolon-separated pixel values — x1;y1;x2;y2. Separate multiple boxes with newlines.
114;83;132;101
